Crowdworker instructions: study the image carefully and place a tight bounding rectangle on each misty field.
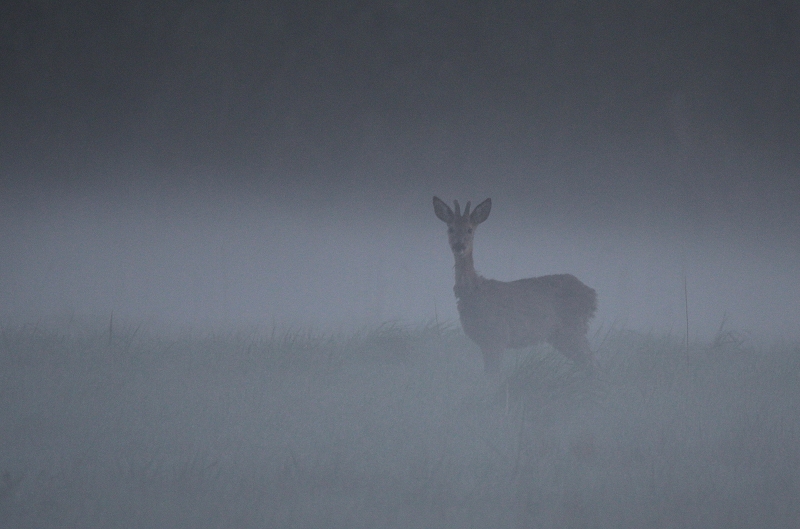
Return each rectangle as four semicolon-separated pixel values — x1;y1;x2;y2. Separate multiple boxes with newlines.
1;319;799;528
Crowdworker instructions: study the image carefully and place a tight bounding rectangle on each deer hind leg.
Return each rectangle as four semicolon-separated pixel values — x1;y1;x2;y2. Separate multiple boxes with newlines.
548;327;592;365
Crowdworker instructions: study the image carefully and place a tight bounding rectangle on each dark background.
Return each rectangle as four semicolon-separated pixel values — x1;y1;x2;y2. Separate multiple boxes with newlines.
1;1;798;336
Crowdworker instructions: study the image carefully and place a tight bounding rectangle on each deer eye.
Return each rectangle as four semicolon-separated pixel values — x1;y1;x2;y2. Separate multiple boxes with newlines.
467;228;473;234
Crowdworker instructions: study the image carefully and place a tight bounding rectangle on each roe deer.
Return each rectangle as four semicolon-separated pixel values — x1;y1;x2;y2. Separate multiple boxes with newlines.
433;197;597;373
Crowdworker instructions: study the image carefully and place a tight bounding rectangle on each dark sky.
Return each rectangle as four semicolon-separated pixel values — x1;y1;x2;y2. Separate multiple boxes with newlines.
1;1;799;336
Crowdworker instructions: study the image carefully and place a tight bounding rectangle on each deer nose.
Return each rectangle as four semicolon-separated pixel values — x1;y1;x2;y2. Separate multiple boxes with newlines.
453;243;465;253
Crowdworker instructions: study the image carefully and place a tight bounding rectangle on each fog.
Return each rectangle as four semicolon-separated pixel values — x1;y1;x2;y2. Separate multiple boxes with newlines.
2;2;798;338
2;161;798;338
1;1;799;526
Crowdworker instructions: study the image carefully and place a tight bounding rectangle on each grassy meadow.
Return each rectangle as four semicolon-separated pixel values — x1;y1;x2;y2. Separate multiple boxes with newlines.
1;318;799;528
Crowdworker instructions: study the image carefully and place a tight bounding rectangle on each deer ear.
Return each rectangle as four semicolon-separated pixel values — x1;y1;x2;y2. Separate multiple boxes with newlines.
470;198;491;224
433;196;454;223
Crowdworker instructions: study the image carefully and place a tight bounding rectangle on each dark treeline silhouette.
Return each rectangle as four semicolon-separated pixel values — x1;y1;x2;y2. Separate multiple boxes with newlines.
2;0;799;181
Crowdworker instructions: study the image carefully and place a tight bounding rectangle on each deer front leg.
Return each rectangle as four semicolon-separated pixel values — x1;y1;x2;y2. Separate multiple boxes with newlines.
480;344;504;373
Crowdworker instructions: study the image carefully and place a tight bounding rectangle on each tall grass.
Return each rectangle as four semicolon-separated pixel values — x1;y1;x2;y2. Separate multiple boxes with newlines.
1;318;798;528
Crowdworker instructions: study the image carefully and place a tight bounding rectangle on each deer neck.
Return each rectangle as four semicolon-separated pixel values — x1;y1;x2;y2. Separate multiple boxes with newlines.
453;252;480;298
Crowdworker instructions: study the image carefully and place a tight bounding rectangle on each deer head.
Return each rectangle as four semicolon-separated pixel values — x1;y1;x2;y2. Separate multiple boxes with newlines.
433;197;492;259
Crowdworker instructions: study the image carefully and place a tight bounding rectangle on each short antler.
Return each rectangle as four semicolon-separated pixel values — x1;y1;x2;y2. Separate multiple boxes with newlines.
453;200;461;217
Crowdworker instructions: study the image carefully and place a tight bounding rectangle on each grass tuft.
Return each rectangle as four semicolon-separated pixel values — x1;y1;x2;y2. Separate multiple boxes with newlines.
1;319;799;528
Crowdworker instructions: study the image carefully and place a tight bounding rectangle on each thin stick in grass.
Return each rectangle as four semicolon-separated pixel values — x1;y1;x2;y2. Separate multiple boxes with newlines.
684;275;690;365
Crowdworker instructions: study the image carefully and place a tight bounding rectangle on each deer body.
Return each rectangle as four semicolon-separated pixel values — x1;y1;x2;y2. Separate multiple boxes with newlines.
434;196;596;373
